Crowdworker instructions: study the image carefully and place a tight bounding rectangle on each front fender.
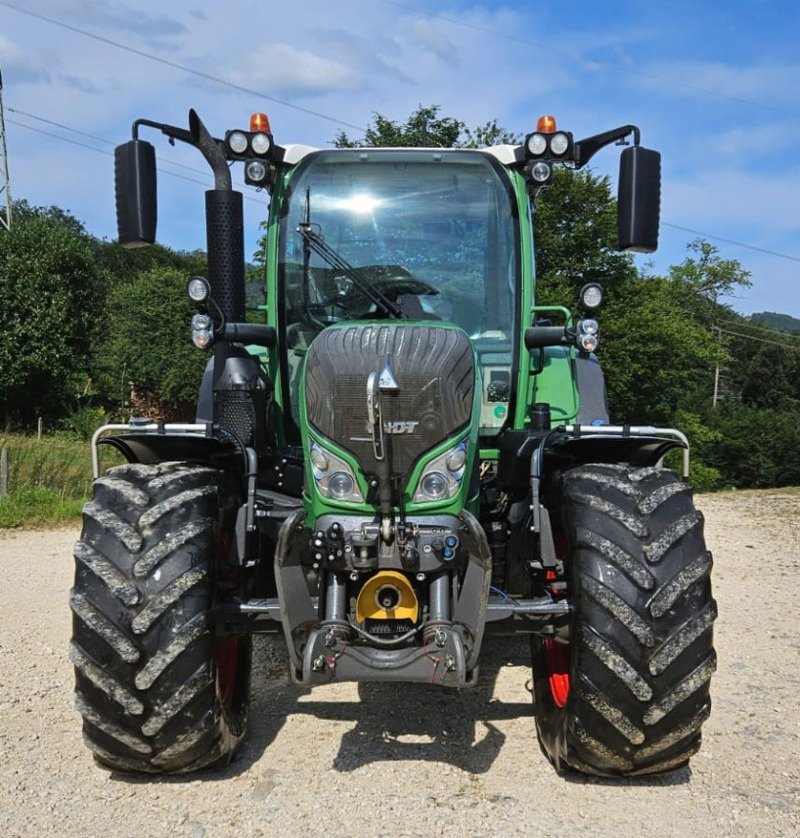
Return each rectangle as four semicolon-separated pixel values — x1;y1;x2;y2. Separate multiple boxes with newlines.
94;424;241;477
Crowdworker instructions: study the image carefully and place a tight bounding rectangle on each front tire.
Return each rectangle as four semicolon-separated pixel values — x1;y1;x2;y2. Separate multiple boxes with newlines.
533;463;716;776
70;462;251;773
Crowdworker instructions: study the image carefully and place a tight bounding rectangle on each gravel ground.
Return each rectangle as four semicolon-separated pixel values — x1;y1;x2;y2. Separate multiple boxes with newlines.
1;490;798;837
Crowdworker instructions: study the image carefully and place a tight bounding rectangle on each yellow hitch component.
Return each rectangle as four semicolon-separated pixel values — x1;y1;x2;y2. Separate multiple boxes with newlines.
355;570;419;624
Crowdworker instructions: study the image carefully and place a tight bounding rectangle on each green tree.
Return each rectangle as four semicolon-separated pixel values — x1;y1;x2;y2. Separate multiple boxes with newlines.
720;328;800;412
600;273;726;424
598;242;748;425
533;168;638;306
705;403;800;488
333;104;520;149
668;239;751;325
96;240;207;286
94;266;208;416
0;203;106;428
334;105;463;148
459;119;521;148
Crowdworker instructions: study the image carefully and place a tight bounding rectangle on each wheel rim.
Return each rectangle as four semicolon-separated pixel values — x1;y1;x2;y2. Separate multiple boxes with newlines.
543;637;570;707
214;528;238;708
215;637;239;707
545;532;571;707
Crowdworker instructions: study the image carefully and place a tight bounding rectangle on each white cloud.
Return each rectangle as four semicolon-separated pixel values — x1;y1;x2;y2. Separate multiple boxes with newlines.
407;18;459;66
707;124;798;158
307;29;414;87
664;167;800;235
636;59;800;110
0;34;52;84
224;44;361;98
43;0;187;40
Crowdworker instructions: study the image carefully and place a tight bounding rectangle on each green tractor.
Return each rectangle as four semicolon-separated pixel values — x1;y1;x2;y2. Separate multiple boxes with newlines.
70;109;716;776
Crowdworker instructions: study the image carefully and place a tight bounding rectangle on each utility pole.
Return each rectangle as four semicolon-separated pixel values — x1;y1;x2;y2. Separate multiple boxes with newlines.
0;69;11;232
712;325;723;408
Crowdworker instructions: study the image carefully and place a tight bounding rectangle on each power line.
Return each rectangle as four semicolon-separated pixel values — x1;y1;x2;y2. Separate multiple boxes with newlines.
9;117;800;268
0;1;367;132
6;99;800;271
6;118;267;204
717;318;800;339
716;326;800;352
10;105;800;269
7;106;214;179
8;107;115;146
370;0;800;118
662;222;800;265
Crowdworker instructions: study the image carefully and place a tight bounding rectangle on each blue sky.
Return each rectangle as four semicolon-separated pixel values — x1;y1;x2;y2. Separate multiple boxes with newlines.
1;0;798;317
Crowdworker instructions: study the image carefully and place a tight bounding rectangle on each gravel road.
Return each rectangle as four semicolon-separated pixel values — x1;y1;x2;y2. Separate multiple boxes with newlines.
1;491;798;837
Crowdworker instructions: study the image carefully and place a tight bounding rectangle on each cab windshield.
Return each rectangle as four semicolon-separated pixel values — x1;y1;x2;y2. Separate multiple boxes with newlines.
278;149;520;438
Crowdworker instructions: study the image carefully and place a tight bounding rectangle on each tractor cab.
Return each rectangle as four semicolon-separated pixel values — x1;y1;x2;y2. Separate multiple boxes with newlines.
276;148;521;442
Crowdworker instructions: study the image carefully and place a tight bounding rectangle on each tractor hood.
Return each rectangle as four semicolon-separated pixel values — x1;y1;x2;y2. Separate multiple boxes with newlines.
302;322;477;506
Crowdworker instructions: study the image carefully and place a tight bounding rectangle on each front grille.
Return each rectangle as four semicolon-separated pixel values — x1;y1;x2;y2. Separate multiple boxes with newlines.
305;324;474;484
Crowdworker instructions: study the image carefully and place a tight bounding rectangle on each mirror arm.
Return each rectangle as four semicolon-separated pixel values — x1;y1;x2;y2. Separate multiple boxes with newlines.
132;118;195;147
573;124;640;168
131;113;230;191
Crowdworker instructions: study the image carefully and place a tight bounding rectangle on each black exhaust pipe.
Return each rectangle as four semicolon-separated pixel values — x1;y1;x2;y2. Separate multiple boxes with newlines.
188;109;246;324
187;110;271;452
205;189;245;324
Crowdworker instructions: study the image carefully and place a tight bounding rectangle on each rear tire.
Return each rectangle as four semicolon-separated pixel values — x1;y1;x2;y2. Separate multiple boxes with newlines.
70;461;251;773
532;463;716;776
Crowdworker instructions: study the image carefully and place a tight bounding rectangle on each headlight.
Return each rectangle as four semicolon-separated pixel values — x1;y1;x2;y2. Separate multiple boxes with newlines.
227;131;248;155
420;472;448;500
187;277;210;303
526;133;547;156
446;443;467;472
549;131;570;156
580;282;603;310
530;161;552;183
191;313;212;331
580;318;599;335
329;472;355;500
309;441;363;503
250;132;271;155
310;444;329;472
191;311;214;348
413;440;468;504
245;160;268;183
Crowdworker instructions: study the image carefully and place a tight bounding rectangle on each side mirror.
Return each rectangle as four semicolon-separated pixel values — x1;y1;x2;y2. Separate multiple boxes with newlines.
617;146;660;253
114;140;157;248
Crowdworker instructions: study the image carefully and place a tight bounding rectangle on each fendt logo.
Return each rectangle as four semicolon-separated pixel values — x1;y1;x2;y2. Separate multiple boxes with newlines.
383;420;419;434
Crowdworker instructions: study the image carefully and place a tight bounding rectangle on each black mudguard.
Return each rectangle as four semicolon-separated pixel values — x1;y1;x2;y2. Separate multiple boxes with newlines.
497;428;685;492
98;432;241;472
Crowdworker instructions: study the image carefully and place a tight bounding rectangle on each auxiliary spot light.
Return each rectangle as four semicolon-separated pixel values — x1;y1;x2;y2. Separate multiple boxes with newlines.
576;318;600;354
187;276;210;303
580;282;604;311
524;115;573;162
223;113;277;188
191;312;213;349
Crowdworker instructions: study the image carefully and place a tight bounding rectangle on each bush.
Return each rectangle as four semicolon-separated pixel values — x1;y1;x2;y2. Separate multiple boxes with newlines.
60;406;108;441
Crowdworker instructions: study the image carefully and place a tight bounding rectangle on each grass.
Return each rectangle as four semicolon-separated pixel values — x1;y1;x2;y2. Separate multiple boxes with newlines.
0;487;86;528
1;431;797;528
0;433;95;528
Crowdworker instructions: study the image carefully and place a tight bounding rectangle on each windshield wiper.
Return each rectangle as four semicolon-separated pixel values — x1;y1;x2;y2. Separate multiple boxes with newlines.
297;190;405;320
